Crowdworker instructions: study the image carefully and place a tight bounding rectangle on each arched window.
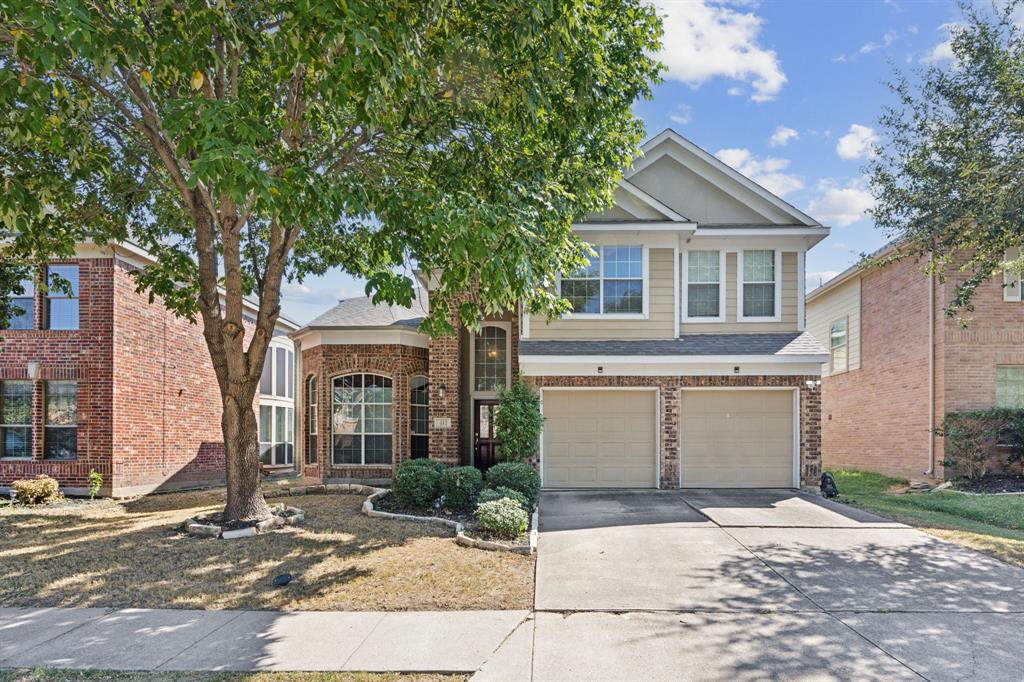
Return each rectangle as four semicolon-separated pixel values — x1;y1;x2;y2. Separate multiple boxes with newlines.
473;325;509;393
333;374;392;465
306;376;318;465
410;376;429;459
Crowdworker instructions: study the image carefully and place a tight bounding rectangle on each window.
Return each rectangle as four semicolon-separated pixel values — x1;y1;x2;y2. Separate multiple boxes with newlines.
333;374;392;465
410;376;429;459
740;250;778;319
830;318;849;374
473;325;508;393
44;381;76;459
306;377;318;465
0;381;33;458
996;366;1024;408
46;265;79;330
560;245;644;315
259;404;294;466
1005;247;1022;301
8;278;34;330
685;250;723;319
259;344;294;397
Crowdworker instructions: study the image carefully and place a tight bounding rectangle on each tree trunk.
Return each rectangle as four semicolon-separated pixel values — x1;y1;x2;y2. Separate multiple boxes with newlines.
222;390;272;522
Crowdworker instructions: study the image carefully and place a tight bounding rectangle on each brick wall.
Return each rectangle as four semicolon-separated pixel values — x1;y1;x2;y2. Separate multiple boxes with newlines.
428;303;462;465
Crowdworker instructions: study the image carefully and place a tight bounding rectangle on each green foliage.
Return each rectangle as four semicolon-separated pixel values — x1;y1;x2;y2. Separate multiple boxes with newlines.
868;2;1024;315
486;462;540;508
403;458;447;475
439;466;484;511
88;469;103;500
937;409;1024;481
392;460;442;509
474;498;528;539
11;474;61;505
495;379;544;462
477;486;529;511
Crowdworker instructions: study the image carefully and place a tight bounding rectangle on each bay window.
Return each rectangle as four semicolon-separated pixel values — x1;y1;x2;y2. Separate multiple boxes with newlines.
333;374;392;465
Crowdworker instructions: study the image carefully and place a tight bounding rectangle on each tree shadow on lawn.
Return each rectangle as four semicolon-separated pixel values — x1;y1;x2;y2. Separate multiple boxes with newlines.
0;494;534;612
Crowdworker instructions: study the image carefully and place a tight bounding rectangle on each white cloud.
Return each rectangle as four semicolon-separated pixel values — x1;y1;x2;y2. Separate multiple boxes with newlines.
859;30;897;54
920;23;961;64
669;104;693;125
726;86;744;97
715;148;804;197
836;124;879;160
768;125;799;147
806;178;875;227
806;271;840;291
653;0;787;102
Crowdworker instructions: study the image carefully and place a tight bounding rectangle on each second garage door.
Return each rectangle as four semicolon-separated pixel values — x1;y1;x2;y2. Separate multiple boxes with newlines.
681;389;795;488
542;390;657;488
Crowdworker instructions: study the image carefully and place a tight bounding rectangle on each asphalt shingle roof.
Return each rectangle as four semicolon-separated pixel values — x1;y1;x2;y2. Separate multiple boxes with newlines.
519;332;827;357
304;289;428;329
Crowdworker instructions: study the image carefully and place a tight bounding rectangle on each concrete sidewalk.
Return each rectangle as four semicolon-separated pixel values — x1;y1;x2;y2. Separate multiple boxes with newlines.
0;607;528;673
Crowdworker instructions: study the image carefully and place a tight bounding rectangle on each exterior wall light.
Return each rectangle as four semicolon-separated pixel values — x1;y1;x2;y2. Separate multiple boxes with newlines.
438;383;447;400
26;362;41;380
804;379;821;390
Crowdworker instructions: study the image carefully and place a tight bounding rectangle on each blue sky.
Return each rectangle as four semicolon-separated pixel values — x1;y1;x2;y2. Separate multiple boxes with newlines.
280;0;965;324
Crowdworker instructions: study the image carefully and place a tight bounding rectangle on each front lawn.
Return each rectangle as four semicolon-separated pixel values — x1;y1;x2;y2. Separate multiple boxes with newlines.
832;470;1024;568
0;671;461;682
0;490;533;611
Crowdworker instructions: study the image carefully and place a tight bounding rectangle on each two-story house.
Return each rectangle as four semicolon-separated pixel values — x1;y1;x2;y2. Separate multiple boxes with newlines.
806;244;1024;479
0;241;298;497
290;130;831;490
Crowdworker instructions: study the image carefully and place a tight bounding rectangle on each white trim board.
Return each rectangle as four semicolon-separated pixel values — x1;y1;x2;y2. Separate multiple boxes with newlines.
294;329;429;349
520;359;826;377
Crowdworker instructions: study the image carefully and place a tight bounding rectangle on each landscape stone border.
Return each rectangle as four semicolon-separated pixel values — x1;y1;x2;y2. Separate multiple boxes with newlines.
185;503;304;540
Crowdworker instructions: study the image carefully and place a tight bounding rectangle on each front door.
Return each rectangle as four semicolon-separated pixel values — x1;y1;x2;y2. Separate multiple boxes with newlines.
473;399;500;473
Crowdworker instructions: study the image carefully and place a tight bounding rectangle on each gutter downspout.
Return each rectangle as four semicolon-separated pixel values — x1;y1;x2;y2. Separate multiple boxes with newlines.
926;256;936;476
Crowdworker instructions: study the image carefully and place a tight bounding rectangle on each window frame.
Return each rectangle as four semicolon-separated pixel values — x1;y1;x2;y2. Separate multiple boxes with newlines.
0;380;34;460
45;264;80;331
1004;247;1022;301
682;249;726;323
306;376;318;465
996;365;1024;408
469;322;512;398
737;249;782;322
829;316;849;375
558;245;649;319
259;341;294;398
331;373;394;466
7;277;35;331
410;375;429;459
43;380;77;460
259;402;294;466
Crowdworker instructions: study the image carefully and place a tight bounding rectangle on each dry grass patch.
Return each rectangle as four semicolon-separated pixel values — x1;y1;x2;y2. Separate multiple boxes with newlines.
0;671;462;682
0;491;533;611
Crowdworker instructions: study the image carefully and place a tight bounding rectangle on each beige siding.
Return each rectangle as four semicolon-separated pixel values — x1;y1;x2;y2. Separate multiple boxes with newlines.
806;276;861;377
530;248;676;340
681;251;799;334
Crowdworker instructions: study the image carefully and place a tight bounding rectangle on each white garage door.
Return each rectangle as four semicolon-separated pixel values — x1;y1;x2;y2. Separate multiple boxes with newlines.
542;390;657;488
681;390;795;488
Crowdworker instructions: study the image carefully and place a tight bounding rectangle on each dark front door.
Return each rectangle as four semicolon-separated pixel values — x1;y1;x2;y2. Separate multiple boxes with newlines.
473;399;500;473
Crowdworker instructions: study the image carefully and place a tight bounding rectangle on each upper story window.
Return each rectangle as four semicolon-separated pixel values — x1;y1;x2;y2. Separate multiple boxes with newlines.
561;245;644;316
830;317;849;374
473;325;509;393
46;265;79;330
8;278;34;330
260;344;294;399
684;250;723;320
739;250;779;321
0;381;33;459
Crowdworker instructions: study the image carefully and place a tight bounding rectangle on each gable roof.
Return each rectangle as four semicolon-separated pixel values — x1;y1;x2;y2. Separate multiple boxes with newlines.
301;288;428;330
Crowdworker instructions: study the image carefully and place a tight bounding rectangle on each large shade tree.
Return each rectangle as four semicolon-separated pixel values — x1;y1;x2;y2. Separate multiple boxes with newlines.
869;1;1024;314
0;1;662;521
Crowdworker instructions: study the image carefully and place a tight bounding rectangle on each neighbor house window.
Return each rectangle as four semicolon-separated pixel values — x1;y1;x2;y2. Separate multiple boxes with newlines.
473;325;508;393
685;250;722;319
45;265;79;330
259;404;293;466
740;250;778;319
830;318;849;374
333;374;392;465
996;366;1024;408
43;381;76;459
0;381;33;459
410;376;429;459
8;278;34;330
1004;247;1022;301
561;245;644;315
306;376;318;465
259;344;294;398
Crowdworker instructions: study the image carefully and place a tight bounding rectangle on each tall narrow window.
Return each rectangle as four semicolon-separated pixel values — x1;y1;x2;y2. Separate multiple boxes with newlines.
46;265;79;330
830;318;849;374
996;366;1024;408
275;347;286;397
259;405;273;464
741;250;777;319
8;278;34;330
333;374;392;465
307;376;318;465
686;251;721;319
260;353;273;394
0;381;33;459
44;381;76;459
410;376;429;459
473;326;508;393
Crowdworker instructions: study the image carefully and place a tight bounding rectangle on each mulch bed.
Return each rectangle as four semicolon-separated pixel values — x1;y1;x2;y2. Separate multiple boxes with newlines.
372;493;476;527
954;474;1024;494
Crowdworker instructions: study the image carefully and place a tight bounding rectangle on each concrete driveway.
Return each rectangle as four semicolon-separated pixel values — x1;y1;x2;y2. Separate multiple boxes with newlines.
507;489;1024;682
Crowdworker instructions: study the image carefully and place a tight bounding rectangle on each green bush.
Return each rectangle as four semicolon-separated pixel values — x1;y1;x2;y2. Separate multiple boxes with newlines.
938;408;1024;480
477;486;529;510
475;498;529;539
11;475;62;505
439;466;484;510
392;460;442;508
402;458;447;474
495;378;544;462
88;469;103;500
486;462;540;508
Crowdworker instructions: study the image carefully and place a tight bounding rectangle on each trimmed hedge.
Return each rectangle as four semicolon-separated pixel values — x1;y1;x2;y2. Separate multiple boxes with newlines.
392;460;442;508
11;475;61;505
478;486;529;510
475;498;528;539
439;466;484;510
486;462;540;508
402;458;447;475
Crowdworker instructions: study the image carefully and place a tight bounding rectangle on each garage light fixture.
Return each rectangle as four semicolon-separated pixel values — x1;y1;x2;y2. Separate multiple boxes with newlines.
804;380;821;390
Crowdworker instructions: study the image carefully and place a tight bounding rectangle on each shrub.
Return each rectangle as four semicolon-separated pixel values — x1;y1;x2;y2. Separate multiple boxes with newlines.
88;469;103;500
402;458;447;474
392;460;442;508
477;486;529;510
11;475;62;505
937;408;1024;480
439;466;484;510
486;462;540;508
495;378;544;462
475;498;528;539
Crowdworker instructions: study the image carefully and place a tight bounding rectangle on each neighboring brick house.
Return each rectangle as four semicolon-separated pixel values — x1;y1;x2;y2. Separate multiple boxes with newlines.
290;130;830;490
0;241;298;497
806;244;1024;479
